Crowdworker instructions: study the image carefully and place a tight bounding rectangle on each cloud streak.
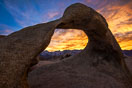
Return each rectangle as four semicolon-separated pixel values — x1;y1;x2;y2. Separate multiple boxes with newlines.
46;29;88;52
0;0;132;51
0;24;14;35
3;0;62;27
114;31;132;50
46;0;132;51
47;11;60;19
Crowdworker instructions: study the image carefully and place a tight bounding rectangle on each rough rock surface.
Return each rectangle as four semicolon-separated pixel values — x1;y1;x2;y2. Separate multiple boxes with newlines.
28;3;132;88
0;21;61;88
0;3;132;88
126;56;132;73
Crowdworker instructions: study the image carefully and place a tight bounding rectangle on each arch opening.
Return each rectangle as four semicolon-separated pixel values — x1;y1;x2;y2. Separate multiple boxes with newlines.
34;29;88;64
46;29;88;52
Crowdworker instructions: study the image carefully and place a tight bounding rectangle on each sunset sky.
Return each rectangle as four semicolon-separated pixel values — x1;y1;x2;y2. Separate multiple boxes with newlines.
0;0;132;51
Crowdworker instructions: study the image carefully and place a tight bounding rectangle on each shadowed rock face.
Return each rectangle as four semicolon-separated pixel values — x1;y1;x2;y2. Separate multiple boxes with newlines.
0;3;132;88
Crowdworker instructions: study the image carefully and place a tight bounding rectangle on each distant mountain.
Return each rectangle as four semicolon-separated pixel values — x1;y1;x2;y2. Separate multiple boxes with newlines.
39;50;81;60
122;50;132;56
39;50;132;60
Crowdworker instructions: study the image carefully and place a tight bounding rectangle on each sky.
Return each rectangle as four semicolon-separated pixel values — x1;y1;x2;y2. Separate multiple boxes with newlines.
0;0;132;51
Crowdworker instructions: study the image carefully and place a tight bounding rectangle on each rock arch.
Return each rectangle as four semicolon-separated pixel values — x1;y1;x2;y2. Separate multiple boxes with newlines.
0;3;132;88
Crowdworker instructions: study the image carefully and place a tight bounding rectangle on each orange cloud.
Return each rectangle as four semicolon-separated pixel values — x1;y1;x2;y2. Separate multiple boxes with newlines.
46;29;88;52
115;31;132;50
46;0;132;52
98;2;132;33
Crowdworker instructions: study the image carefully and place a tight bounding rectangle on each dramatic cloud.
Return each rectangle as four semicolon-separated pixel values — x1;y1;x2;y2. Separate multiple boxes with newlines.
46;29;88;51
0;0;132;51
45;0;132;51
115;31;132;50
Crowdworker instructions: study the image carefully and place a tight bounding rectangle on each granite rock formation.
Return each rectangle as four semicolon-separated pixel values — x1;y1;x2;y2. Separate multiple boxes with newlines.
0;21;61;88
28;3;132;88
0;3;132;88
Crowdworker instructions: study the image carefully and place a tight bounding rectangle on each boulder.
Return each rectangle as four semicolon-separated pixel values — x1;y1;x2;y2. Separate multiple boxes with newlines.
28;3;132;88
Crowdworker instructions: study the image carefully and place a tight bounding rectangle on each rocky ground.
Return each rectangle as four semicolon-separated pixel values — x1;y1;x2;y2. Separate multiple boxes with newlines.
28;54;132;88
30;55;132;73
28;50;132;88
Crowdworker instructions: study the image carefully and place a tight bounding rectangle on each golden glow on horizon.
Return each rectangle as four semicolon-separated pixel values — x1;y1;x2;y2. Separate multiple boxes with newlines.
46;29;88;52
45;2;132;52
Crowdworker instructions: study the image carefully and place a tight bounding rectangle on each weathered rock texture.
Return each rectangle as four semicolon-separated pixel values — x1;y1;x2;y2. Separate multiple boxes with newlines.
28;3;132;88
0;3;132;88
0;21;61;88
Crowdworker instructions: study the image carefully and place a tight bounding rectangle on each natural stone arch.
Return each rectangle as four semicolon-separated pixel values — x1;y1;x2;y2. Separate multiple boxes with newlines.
0;3;132;88
28;3;132;88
